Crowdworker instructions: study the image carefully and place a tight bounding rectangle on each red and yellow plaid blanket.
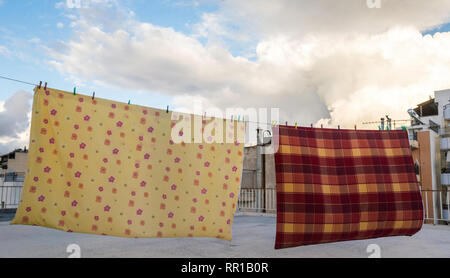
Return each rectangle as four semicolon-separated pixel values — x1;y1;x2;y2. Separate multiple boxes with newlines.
274;126;423;249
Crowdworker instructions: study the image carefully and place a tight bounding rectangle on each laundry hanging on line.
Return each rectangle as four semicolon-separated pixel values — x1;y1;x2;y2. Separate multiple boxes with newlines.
11;86;246;240
274;126;424;249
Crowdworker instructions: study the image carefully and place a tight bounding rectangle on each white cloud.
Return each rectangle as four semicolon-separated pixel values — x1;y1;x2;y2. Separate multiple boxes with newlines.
48;0;450;128
0;91;32;155
57;22;64;29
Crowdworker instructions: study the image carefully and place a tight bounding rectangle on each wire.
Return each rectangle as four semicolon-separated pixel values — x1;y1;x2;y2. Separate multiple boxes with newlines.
0;74;365;130
0;74;38;86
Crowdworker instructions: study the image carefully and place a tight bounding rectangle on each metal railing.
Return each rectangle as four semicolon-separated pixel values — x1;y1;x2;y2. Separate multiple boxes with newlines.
237;187;450;224
0;173;25;210
237;187;276;214
422;189;450;223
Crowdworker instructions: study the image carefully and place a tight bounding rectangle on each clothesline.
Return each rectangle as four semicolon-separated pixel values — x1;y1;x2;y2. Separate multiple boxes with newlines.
0;73;354;130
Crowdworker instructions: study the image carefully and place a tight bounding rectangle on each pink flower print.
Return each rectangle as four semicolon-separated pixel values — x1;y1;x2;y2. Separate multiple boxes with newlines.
204;162;210;167
193;198;198;203
111;104;117;109
168;212;174;219
94;216;99;221
107;130;112;136
127;220;132;225
144;153;150;160
162;194;167;200
159;222;164;228
108;176;115;183
71;200;78;207
178;130;184;137
104;205;111;212
198;216;205;222
199;145;204;150
69;153;75;158
116;121;123;127
33;177;39;182
234;141;240;146
196;171;200;176
131;191;136;196
43;119;49;124
74;171;82;178
171;184;177;191
201;188;207;195
229;192;235;198
79;143;86;149
103;158;108;163
190;225;195;231
112;148;119;155
143;109;148;115
78;97;84;103
50;109;57;116
227;149;231;154
135;163;140;169
136;209;143;216
140;181;147;187
61;210;66;216
98;187;104;192
44;166;51;173
38;195;45;202
147;126;154;133
165;167;171;172
227;219;231;225
39;147;45;153
232;166;238;172
84;115;90;121
26;207;32;212
225;175;229;180
222;202;226;207
67;181;72;187
169;140;174;145
139;136;144;141
174;157;181;163
49;138;55;144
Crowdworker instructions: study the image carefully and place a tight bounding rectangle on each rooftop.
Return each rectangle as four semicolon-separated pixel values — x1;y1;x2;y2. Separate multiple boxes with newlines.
0;215;449;258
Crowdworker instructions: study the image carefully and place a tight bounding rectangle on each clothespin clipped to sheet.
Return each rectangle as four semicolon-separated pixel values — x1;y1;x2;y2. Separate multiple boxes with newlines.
321;124;323;129
311;124;313;128
73;87;76;96
294;122;298;129
38;81;42;89
338;125;341;130
128;100;131;105
44;82;47;91
285;121;288;126
354;125;357;130
272;121;277;127
92;92;95;100
166;106;169;113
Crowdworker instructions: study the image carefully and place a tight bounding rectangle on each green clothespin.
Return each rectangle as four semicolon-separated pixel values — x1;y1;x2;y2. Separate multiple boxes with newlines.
73;87;76;96
128;100;131;105
401;126;407;131
378;125;381;131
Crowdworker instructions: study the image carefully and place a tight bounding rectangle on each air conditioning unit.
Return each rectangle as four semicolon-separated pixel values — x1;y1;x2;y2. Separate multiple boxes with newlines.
445;105;450;120
441;173;450;186
441;138;450;150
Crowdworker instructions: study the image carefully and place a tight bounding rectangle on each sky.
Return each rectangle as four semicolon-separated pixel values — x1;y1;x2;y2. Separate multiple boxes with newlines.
1;0;450;154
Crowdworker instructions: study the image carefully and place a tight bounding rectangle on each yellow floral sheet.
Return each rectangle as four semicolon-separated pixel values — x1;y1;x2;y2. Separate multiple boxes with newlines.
11;87;245;241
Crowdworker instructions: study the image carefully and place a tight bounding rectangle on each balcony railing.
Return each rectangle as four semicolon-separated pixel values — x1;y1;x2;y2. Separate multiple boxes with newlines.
1;176;449;225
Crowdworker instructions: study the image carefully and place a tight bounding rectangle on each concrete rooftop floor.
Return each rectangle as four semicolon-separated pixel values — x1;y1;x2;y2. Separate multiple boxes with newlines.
0;215;449;258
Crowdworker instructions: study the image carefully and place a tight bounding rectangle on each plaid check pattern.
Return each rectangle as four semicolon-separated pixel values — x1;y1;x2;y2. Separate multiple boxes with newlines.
274;126;423;249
